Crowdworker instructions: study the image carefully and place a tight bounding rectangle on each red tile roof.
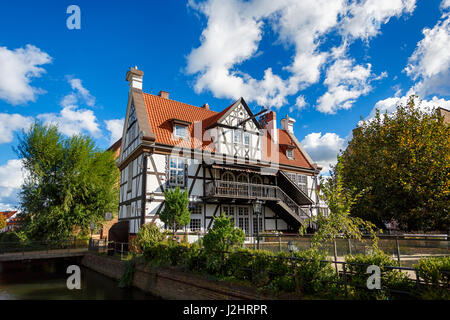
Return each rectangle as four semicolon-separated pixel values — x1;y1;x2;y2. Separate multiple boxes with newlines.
140;92;315;170
0;211;17;220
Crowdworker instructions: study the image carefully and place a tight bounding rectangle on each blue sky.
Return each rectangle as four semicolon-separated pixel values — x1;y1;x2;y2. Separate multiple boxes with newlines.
0;0;449;210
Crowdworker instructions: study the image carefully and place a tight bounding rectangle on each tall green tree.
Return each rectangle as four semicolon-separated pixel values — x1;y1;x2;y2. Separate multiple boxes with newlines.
160;186;190;237
301;160;379;248
15;122;119;240
0;214;6;230
340;96;449;231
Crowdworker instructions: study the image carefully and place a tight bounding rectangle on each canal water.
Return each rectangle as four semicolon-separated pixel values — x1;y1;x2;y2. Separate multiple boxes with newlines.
0;258;158;300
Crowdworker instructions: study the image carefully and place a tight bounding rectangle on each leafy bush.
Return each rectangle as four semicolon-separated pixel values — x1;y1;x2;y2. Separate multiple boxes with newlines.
202;214;245;274
135;223;165;252
291;249;339;297
119;259;135;288
414;256;450;300
203;214;245;254
345;250;413;300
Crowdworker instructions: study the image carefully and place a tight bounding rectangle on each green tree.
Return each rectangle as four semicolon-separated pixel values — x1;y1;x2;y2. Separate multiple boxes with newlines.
0;214;6;230
340;96;449;231
301;160;379;248
160;186;190;237
15;122;119;240
134;222;165;251
203;213;245;254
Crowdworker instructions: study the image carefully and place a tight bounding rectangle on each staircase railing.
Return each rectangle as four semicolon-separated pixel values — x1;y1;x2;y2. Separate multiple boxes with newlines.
205;180;310;220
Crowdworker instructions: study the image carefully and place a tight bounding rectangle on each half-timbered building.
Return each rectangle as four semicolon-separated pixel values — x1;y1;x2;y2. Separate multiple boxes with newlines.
116;67;327;240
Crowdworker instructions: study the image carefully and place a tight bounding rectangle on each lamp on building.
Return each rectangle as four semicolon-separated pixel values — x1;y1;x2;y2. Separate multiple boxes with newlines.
252;198;263;250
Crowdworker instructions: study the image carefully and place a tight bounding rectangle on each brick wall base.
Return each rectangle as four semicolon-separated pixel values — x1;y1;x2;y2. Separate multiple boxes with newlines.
81;253;299;300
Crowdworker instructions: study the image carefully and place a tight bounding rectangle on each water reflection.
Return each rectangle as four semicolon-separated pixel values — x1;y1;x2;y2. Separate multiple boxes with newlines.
0;259;158;300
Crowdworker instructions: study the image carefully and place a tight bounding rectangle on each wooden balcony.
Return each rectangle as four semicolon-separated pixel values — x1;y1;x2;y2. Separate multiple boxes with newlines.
204;180;310;224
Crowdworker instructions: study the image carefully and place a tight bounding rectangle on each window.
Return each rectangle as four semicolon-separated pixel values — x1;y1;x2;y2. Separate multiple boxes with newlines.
233;129;242;144
252;216;263;235
297;175;308;193
238;207;250;235
223;206;235;222
174;124;188;139
169;157;185;187
287;172;296;182
190;204;202;215
286;148;294;159
127;163;133;192
243;132;250;145
221;171;235;182
189;218;201;232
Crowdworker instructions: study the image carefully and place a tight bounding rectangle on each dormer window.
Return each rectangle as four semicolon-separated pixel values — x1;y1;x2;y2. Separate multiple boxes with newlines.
170;118;191;139
174;124;188;138
286;147;294;159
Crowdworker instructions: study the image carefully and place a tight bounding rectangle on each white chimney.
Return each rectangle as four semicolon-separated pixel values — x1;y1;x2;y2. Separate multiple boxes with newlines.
281;115;295;134
126;66;144;90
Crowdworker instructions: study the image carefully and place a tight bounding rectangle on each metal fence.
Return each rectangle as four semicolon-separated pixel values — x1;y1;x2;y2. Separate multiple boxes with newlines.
0;239;89;255
88;238;129;260
216;250;450;299
242;234;449;267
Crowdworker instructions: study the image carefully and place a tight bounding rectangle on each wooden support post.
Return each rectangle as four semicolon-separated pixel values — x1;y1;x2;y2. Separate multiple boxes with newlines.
396;236;401;265
278;234;282;252
348;238;352;255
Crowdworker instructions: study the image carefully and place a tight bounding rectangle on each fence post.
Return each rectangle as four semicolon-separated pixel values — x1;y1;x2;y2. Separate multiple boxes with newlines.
333;239;338;273
348;238;352;255
396;236;401;265
343;262;348;298
121;243;124;260
278;234;282;252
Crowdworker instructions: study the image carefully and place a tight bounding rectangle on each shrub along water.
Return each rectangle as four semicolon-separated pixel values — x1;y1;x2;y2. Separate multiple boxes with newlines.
131;215;448;300
344;250;415;300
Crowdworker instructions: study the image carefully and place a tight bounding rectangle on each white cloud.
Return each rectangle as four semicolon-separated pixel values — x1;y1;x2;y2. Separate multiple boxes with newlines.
38;106;100;137
68;78;95;107
405;13;450;96
105;118;124;146
0;44;52;105
290;95;307;112
366;92;450;121
316;44;386;114
37;78;101;137
0;159;24;210
340;0;416;40
301;132;346;173
441;0;450;10
187;0;415;111
0;113;34;144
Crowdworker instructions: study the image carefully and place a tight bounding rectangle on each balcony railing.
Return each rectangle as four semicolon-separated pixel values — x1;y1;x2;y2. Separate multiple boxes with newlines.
205;180;310;219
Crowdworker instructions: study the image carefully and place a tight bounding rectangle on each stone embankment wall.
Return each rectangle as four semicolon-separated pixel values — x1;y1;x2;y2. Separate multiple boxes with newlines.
81;253;298;300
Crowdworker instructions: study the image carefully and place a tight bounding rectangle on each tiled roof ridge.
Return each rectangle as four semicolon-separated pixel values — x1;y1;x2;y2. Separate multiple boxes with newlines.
142;91;218;115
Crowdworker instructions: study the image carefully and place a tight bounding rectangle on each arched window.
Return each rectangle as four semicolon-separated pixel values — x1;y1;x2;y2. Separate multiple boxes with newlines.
236;173;249;183
251;175;262;184
222;171;235;182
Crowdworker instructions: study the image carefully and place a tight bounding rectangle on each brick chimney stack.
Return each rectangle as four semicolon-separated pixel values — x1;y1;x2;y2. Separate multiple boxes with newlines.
201;103;209;110
260;110;278;144
158;91;169;99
